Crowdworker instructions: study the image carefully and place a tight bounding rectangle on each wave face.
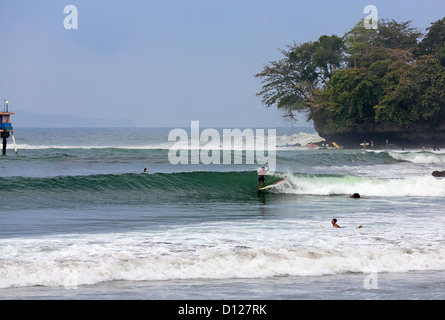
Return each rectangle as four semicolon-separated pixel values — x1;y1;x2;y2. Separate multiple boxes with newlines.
2;170;444;210
0;171;258;194
0;172;273;210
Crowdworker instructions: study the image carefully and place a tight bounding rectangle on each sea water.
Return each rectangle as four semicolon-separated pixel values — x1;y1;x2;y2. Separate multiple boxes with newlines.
0;127;444;300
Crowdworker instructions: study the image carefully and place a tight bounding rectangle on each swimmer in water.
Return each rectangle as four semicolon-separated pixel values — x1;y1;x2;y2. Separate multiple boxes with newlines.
331;218;342;228
331;218;364;228
349;193;361;198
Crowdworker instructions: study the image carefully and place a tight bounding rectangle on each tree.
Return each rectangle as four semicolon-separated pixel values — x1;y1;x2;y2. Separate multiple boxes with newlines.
374;20;421;52
415;17;445;57
343;20;421;67
312;35;345;84
343;21;379;67
375;56;445;126
256;17;445;134
437;42;445;66
311;59;392;131
255;35;344;121
254;44;316;121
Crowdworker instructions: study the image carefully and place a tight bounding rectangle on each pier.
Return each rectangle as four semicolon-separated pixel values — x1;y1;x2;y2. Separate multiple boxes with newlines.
0;99;17;156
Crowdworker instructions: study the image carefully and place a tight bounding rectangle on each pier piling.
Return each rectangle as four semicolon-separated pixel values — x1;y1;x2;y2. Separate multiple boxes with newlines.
0;99;17;156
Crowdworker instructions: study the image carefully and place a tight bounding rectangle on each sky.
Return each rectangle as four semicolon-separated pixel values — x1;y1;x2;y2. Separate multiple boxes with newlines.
0;0;444;128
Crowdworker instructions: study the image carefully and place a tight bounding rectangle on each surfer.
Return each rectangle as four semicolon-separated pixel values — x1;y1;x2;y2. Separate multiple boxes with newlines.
143;168;149;173
331;218;364;229
331;218;342;228
349;193;361;198
256;166;269;189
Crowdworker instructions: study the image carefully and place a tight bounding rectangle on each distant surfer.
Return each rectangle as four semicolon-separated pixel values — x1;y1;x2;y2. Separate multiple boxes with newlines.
349;193;361;198
143;168;149;173
331;218;363;228
331;219;342;228
256;166;269;189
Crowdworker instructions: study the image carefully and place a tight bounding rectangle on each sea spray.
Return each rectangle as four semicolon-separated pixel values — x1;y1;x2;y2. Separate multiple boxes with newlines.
283;173;445;197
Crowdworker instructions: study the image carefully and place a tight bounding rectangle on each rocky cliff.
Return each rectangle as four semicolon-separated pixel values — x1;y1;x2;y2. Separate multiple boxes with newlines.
314;121;445;148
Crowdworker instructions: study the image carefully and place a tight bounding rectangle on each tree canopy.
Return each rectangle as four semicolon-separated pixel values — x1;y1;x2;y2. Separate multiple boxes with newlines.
255;35;344;121
255;17;445;132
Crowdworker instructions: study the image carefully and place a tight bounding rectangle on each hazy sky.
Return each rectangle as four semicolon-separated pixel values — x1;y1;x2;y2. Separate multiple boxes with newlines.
1;0;444;127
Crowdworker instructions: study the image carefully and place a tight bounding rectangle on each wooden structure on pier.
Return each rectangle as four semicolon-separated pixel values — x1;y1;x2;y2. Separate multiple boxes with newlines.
0;100;17;156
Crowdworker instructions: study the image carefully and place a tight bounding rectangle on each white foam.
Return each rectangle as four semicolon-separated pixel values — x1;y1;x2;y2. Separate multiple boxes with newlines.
365;150;445;164
282;174;445;197
276;132;324;148
11;132;323;152
387;151;445;164
1;222;444;289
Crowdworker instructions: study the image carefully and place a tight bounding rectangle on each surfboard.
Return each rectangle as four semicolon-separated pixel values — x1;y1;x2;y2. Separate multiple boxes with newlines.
258;178;286;191
332;142;340;149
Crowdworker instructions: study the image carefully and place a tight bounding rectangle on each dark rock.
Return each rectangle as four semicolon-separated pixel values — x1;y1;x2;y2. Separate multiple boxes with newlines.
313;121;445;149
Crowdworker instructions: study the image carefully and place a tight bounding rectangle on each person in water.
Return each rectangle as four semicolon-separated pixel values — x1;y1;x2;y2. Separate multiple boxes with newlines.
256;166;269;189
331;218;342;228
350;193;361;198
331;218;364;228
143;168;149;173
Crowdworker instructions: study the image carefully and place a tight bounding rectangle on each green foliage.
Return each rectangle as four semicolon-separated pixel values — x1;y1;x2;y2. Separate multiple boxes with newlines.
437;42;445;66
312;35;345;82
375;56;445;126
343;19;421;68
374;20;421;52
256;16;445;130
415;17;445;57
255;35;344;121
316;62;387;130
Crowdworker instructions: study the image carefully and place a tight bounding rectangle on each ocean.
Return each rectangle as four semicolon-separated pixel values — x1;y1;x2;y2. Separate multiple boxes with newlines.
0;127;445;301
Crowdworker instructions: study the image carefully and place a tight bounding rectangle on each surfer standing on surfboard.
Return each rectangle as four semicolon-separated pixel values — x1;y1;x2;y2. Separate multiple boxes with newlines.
256;166;269;189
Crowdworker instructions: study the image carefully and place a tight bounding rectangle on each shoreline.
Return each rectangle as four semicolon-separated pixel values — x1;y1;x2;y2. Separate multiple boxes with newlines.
312;141;442;151
1;269;444;300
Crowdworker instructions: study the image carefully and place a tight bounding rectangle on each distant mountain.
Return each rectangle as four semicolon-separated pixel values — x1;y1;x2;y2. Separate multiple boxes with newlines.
10;110;135;128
